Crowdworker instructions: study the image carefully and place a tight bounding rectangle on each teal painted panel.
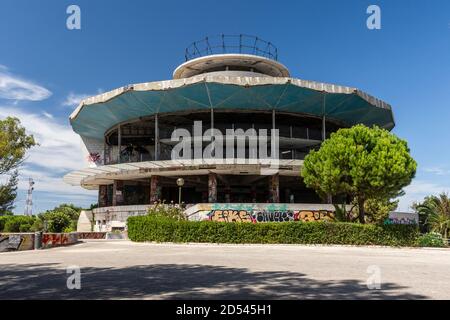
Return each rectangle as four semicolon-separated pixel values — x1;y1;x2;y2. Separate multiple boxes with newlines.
71;82;395;139
245;84;287;107
206;83;242;107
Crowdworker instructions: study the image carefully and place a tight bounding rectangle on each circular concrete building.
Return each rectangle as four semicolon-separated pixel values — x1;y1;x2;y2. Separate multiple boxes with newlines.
64;35;394;230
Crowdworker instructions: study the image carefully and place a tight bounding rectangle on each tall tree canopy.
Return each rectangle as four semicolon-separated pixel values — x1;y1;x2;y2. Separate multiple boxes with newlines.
0;171;18;214
0;117;36;214
0;117;36;174
301;125;416;223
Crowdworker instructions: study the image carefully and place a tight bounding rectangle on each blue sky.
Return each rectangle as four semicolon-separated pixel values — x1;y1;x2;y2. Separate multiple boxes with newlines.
0;0;449;213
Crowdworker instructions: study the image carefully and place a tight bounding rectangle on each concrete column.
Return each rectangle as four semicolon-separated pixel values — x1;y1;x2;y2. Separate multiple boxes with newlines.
98;185;108;207
154;113;159;161
112;180;124;206
225;185;231;203
208;172;217;203
270;174;279;203
112;181;117;206
118;124;121;163
150;175;160;203
251;185;257;203
322;93;327;141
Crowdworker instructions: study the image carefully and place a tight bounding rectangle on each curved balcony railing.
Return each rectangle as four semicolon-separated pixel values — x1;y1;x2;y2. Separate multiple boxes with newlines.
185;34;278;61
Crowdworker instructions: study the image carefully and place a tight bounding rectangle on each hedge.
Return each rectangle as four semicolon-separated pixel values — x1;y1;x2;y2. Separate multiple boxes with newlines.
127;216;419;246
0;215;36;233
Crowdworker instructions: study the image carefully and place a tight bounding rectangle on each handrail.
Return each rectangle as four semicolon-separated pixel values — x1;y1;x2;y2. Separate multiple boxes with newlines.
185;34;278;61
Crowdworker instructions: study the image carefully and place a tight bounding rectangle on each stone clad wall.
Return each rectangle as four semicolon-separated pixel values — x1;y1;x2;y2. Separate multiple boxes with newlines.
0;233;35;252
0;232;79;252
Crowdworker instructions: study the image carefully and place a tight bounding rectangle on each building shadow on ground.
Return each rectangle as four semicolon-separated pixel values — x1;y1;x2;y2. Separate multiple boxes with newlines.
0;263;426;299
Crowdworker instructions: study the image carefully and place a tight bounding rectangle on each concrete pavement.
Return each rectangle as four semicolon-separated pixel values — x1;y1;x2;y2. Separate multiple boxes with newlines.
0;240;449;299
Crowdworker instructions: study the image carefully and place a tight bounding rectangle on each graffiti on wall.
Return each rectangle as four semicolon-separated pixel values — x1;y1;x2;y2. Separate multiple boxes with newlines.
296;210;334;222
0;234;35;252
87;152;102;164
209;210;253;222
42;233;78;248
384;212;419;225
77;232;106;239
206;204;334;223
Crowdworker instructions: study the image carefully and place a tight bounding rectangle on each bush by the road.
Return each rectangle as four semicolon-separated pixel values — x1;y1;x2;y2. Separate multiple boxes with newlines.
0;211;73;233
43;211;72;233
127;216;419;246
0;215;36;233
416;232;446;247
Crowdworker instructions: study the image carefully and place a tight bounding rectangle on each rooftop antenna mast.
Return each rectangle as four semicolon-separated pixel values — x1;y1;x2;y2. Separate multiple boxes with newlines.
24;178;35;216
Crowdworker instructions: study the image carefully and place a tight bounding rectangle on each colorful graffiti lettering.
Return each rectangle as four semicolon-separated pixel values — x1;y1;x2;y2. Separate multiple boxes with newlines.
384;212;418;225
297;210;334;222
77;232;106;239
208;210;254;222
384;218;417;225
254;211;295;222
207;209;334;223
42;233;78;248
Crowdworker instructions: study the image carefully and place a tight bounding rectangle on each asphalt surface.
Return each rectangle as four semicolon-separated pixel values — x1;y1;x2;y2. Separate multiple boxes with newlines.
0;240;449;299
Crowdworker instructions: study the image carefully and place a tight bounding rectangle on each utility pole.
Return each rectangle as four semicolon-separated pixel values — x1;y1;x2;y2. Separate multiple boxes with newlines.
24;178;35;216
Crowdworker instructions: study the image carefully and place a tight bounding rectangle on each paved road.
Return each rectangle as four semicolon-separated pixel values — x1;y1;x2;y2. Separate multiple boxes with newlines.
0;240;449;299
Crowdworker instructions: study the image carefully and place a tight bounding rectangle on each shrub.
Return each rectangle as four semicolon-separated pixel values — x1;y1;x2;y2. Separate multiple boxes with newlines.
2;215;35;233
0;216;8;231
127;216;419;247
63;226;74;233
45;211;72;233
29;218;44;232
19;223;31;232
43;204;81;221
416;232;446;247
147;203;187;221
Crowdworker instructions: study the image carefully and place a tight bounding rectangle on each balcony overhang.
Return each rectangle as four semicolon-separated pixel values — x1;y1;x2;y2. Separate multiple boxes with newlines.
69;74;395;140
63;159;304;190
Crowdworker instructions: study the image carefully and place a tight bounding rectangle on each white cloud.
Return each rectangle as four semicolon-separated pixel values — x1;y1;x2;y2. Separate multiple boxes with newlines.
0;105;97;204
0;67;51;101
397;180;450;212
424;167;450;176
0;68;98;209
62;90;102;108
42;111;53;119
0;105;86;173
62;92;90;107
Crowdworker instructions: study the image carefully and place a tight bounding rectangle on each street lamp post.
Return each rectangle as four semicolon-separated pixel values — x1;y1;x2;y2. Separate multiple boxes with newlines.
176;178;184;205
